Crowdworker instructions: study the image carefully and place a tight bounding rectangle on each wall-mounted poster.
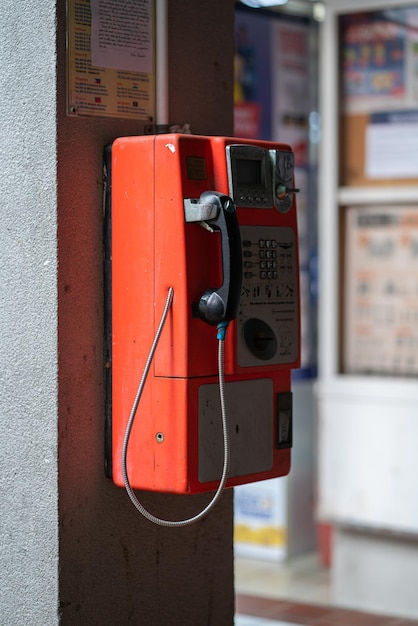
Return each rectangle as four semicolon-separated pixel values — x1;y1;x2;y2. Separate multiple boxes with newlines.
341;8;418;115
340;8;418;185
344;205;418;375
234;6;317;378
234;8;271;140
67;0;155;120
234;5;310;158
270;20;310;167
341;10;408;115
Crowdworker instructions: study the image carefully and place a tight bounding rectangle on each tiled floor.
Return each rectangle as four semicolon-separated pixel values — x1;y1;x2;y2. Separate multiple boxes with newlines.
235;614;306;626
234;554;418;626
235;596;418;625
235;553;331;606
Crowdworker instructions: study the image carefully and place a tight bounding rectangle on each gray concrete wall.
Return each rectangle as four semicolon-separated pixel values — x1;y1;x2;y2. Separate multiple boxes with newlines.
0;1;59;623
1;1;235;624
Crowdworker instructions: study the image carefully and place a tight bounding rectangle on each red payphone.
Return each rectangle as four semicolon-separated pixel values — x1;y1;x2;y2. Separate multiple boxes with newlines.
104;134;300;520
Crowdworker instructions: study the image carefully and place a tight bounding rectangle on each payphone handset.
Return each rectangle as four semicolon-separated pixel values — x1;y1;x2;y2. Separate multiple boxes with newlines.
105;134;300;517
188;190;242;326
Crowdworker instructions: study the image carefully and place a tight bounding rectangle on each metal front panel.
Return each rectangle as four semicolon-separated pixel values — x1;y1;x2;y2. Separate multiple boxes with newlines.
198;379;273;483
237;225;299;367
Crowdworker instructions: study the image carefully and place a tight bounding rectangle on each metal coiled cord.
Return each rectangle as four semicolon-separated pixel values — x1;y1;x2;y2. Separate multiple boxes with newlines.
121;287;231;526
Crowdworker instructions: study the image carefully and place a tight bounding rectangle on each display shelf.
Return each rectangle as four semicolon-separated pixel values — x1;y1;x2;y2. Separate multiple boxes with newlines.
338;186;418;206
317;0;418;528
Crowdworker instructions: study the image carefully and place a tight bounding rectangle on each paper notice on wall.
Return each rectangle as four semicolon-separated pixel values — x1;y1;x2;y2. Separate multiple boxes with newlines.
67;0;155;120
366;110;418;178
90;0;152;73
344;205;418;375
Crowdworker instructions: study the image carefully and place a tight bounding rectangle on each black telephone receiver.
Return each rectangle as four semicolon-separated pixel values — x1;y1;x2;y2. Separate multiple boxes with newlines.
197;191;242;326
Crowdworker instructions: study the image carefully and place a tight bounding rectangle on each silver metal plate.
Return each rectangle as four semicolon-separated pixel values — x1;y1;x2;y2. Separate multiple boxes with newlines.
238;225;299;367
198;379;273;483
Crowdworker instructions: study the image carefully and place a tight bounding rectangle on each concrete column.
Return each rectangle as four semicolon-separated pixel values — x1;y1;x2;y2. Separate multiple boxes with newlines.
1;1;236;624
57;1;235;624
0;1;59;623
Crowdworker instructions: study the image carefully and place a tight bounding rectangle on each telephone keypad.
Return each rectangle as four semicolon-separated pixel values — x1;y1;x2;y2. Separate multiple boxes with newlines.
238;225;298;367
259;242;278;279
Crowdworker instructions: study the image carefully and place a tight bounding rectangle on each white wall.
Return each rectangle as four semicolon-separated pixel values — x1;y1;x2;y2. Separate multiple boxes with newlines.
333;527;418;618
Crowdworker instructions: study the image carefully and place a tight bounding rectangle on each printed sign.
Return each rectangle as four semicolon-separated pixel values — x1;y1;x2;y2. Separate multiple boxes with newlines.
344;205;418;375
67;0;155;120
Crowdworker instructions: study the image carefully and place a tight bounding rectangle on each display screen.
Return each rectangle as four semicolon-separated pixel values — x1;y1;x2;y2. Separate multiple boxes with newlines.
236;158;262;186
